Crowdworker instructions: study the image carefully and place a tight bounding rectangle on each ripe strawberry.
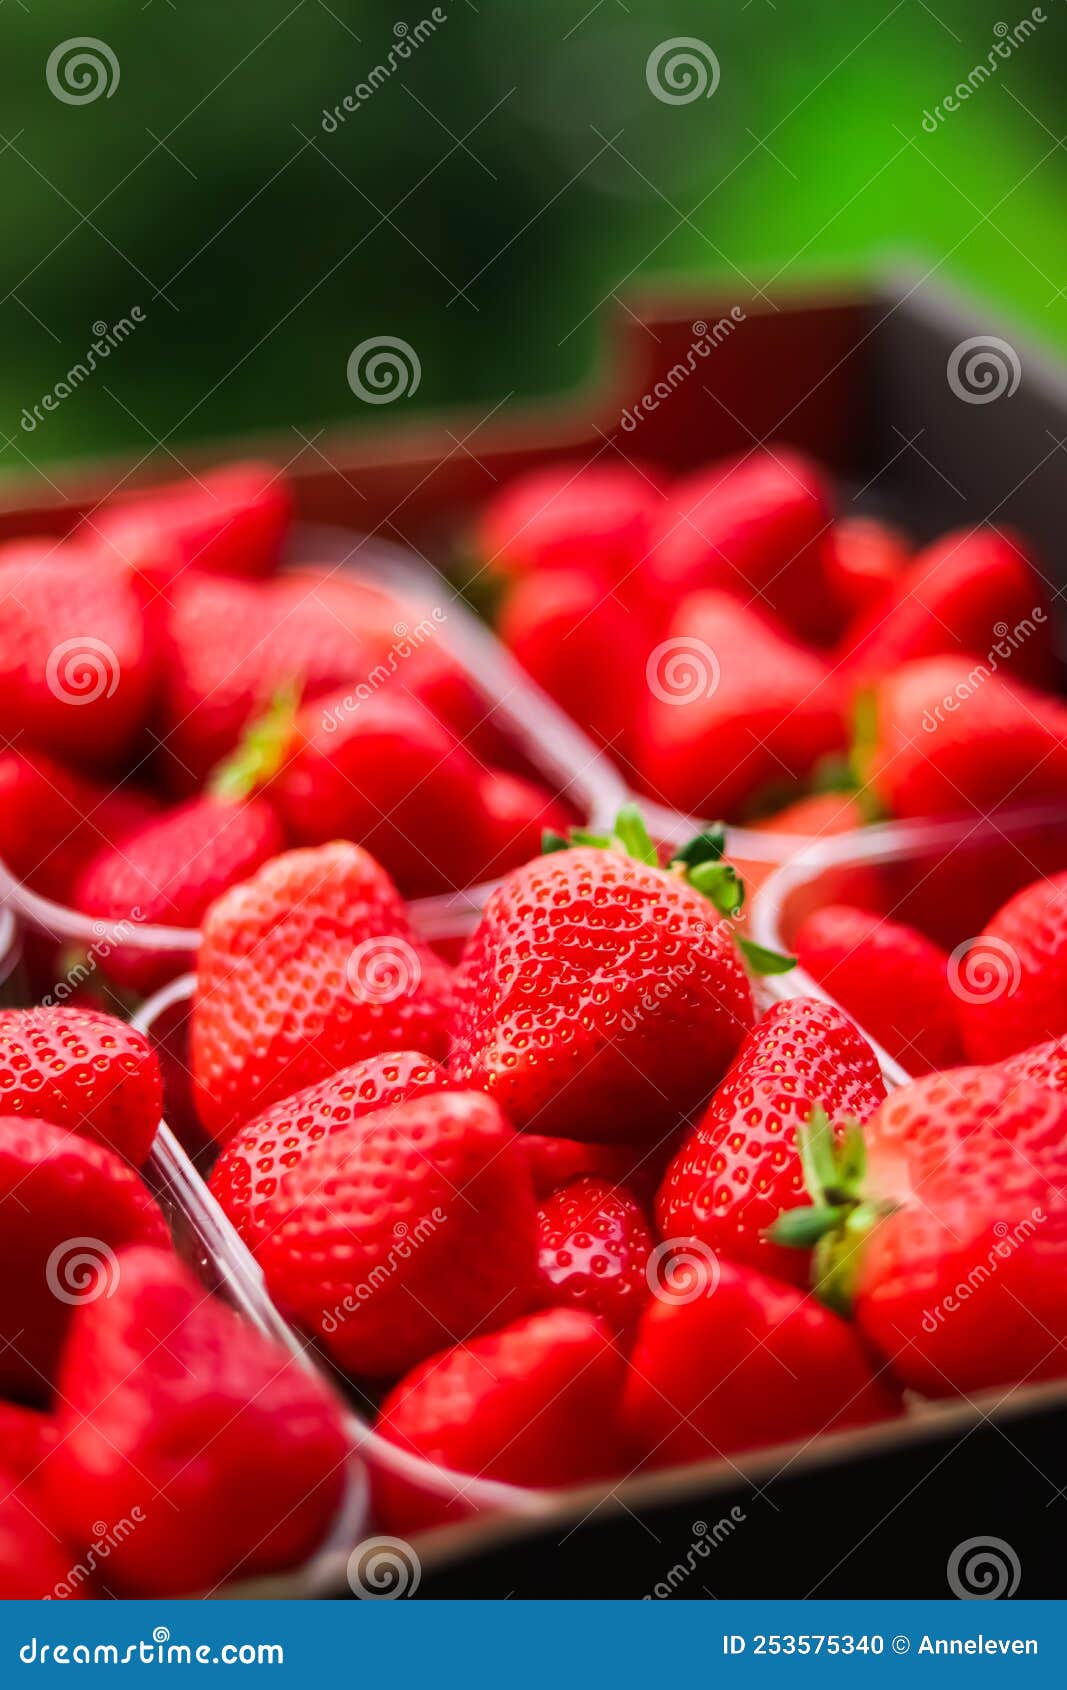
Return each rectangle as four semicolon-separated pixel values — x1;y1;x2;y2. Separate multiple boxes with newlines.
642;450;837;644
774;1069;1067;1397
0;545;150;769
191;843;452;1141
478;460;662;586
537;1176;653;1334
45;1246;349;1596
1002;1034;1067;1093
656;997;885;1287
255;1090;539;1379
470;770;570;885
0;1481;82;1599
841;527;1053;692
0;750;157;904
0;1117;168;1401
523;1133;669;1205
72;794;284;990
209;1049;450;1245
637;592;845;817
824;516;909;625
450;808;757;1144
91;460;291;582
622;1255;898;1471
867;657;1067;819
0;1007;162;1165
794;905;964;1074
375;1308;628;1533
955;869;1067;1063
497;565;646;760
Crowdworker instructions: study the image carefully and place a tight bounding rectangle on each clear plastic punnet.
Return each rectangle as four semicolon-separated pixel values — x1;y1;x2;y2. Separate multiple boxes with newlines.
749;801;1067;1088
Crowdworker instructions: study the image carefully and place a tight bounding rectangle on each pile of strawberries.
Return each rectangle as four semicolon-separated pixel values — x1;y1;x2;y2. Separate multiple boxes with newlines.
0;460;569;997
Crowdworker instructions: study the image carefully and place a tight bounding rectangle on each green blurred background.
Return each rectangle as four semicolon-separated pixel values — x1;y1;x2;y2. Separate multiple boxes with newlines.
2;0;1065;482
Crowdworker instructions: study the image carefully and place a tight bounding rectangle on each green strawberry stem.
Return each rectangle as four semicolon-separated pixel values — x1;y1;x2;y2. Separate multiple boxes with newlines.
541;803;796;975
209;682;301;801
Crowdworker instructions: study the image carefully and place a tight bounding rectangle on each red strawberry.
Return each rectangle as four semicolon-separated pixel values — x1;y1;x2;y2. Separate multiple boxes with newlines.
497;565;646;760
469;769;569;884
0;750;157;904
656;998;885;1287
45;1246;349;1596
209;1049;450;1245
868;657;1067;819
622;1255;898;1471
191;843;453;1141
642;450;836;644
450;808;756;1144
776;1069;1067;1397
255;1091;539;1378
537;1176;653;1334
0;1480;82;1599
523;1132;665;1203
841;527;1053;692
638;592;845;817
91;460;291;582
794;905;964;1074
1002;1035;1067;1093
0;1117;168;1401
375;1308;628;1533
0;545;150;769
72;795;284;990
954;869;1067;1063
478;460;662;586
0;1007;162;1165
825;516;909;625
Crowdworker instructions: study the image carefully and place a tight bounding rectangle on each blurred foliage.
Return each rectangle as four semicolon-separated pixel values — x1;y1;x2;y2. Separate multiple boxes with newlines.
1;0;1065;482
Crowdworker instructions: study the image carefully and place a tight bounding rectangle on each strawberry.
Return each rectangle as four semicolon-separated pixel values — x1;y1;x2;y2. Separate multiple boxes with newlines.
656;997;885;1287
537;1176;653;1334
469;770;570;885
478;460;661;587
91;460;291;582
523;1132;669;1205
190;843;453;1142
375;1308;628;1533
824;516;909;625
841;527;1053;692
0;1007;162;1165
0;750;157;904
45;1246;349;1596
794;904;964;1074
0;1117;168;1401
0;1481;82;1599
497;565;646;760
622;1255;898;1471
637;592;845;818
955;869;1067;1063
1002;1035;1067;1093
0;545;150;769
867;656;1067;819
776;1069;1067;1397
450;807;757;1144
642;450;837;644
209;1049;450;1245
255;1090;540;1378
72;794;284;990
